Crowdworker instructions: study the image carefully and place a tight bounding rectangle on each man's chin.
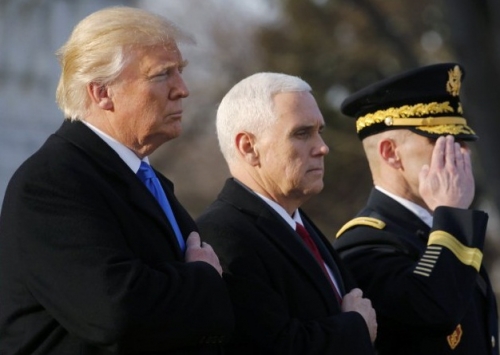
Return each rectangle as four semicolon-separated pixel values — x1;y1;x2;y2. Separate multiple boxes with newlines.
162;126;183;141
302;182;324;198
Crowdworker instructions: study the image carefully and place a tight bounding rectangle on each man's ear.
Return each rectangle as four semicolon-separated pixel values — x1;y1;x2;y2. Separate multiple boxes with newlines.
379;138;402;169
235;131;260;166
87;82;114;110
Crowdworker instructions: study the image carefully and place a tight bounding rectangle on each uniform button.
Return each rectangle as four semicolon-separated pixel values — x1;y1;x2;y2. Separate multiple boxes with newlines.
492;335;496;348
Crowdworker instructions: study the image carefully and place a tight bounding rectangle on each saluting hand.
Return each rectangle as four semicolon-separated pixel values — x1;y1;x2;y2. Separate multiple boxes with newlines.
185;232;223;276
419;135;474;211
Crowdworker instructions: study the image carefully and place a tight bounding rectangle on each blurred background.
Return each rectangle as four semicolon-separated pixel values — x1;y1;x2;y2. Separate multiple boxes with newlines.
2;0;500;298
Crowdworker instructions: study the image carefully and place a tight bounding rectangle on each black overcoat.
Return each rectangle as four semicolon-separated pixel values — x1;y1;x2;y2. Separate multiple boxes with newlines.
197;178;375;355
0;120;234;355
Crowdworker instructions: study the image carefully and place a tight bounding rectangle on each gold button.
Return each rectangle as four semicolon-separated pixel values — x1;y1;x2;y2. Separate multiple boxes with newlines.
384;117;393;126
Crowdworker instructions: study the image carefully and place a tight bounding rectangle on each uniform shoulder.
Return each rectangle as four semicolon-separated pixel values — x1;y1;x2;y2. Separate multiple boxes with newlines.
335;216;386;239
333;215;417;258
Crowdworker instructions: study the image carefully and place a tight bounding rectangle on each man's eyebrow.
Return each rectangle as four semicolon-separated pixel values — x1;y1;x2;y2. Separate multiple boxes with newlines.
295;124;315;130
146;59;189;75
163;59;189;70
293;122;326;131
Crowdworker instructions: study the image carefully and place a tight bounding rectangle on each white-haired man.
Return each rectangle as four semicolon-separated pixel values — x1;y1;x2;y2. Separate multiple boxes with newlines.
197;72;377;354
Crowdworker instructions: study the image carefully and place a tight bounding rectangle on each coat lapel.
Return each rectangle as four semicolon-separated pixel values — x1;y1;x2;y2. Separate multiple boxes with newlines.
301;215;347;296
55;120;185;258
156;172;198;235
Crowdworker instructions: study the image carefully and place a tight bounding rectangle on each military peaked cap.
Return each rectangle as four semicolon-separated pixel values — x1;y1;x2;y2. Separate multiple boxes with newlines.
341;63;477;140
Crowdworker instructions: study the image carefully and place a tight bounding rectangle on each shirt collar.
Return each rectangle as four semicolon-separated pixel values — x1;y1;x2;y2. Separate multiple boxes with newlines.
375;186;433;227
255;192;304;229
82;121;147;172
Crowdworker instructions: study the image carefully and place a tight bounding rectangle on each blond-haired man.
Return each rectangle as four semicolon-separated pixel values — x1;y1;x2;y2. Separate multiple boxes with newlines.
0;7;233;355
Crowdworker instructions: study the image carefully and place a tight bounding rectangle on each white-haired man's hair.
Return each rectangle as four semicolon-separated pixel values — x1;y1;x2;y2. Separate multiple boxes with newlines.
216;72;311;163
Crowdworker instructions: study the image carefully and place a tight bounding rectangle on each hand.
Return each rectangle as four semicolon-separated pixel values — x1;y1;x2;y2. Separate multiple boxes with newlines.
342;288;377;343
419;135;474;211
185;232;223;276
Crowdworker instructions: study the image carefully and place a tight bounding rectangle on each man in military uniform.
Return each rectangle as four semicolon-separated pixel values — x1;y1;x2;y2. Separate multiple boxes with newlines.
334;63;498;355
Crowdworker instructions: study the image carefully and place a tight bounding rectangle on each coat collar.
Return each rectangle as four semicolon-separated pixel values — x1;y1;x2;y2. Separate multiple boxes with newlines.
366;188;431;243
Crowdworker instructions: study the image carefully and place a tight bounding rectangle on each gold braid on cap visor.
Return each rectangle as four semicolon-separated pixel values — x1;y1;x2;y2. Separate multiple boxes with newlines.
356;101;476;136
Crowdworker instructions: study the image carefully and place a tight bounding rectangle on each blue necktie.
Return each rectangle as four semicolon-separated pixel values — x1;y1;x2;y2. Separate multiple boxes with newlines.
137;162;186;252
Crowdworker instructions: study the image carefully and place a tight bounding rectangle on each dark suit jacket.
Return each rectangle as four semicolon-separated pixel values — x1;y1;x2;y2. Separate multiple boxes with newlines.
0;120;234;355
334;188;499;355
196;178;374;355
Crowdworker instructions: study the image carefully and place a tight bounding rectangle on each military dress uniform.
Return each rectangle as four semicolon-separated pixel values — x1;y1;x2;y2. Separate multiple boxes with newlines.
335;188;498;354
334;63;499;355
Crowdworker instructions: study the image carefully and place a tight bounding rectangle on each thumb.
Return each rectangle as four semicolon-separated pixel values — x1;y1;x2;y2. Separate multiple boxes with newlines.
186;232;201;248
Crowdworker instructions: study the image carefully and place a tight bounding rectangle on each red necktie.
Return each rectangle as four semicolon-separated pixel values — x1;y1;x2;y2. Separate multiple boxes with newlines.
296;223;343;304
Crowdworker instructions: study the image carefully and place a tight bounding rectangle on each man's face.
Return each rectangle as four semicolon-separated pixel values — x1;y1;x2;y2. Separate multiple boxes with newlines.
256;91;329;207
107;42;189;157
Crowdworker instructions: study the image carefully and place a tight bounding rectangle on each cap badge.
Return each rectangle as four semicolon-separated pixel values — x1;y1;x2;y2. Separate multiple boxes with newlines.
447;324;463;349
446;65;462;97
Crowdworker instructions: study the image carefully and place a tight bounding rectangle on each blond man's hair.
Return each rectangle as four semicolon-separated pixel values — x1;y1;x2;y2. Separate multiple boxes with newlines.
55;6;193;120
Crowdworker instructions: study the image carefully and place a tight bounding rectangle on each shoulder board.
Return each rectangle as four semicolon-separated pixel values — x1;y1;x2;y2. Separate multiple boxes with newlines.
336;217;386;239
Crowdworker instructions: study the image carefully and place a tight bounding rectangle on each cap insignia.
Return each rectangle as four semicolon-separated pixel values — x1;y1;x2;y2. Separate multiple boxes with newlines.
416;124;475;136
447;324;463;349
356;102;454;132
446;65;462;97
